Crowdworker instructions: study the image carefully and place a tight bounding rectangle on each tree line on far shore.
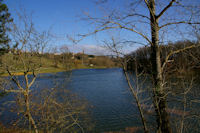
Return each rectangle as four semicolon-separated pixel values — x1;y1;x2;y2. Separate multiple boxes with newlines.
127;40;200;76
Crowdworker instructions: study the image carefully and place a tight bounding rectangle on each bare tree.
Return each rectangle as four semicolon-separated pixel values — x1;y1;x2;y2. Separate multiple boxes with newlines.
103;37;151;133
0;10;93;133
77;0;200;132
32;87;91;133
3;11;40;133
59;44;72;70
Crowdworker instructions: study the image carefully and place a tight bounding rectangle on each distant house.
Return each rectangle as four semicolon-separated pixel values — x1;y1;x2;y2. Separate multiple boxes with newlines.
53;53;61;55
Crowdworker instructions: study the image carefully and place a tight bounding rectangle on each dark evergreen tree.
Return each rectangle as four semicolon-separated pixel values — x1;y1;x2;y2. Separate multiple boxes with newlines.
0;0;12;56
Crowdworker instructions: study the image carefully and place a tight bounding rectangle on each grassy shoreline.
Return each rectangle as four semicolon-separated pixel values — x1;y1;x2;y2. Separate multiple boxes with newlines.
0;66;117;76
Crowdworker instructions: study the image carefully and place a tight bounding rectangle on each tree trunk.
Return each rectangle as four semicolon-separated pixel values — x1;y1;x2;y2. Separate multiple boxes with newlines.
25;92;38;133
149;0;172;133
123;63;149;133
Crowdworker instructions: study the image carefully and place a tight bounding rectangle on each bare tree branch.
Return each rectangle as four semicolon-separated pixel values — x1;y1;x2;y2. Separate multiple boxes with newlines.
160;21;200;29
6;67;23;91
162;44;199;72
122;13;150;20
156;0;176;19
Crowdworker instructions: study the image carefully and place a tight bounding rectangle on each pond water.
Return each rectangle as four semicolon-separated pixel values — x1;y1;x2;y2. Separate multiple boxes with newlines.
0;68;143;132
1;68;199;132
68;68;141;132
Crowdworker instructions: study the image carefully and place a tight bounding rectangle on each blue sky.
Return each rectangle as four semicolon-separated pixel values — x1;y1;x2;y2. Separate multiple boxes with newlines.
5;0;104;54
5;0;141;55
5;0;200;55
6;0;96;41
5;0;96;31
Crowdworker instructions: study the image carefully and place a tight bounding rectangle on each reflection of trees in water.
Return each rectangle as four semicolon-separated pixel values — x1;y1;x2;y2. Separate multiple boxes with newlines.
124;72;200;133
166;76;200;133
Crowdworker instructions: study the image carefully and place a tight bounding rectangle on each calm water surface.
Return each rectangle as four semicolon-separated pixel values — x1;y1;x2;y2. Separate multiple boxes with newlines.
68;68;141;131
1;68;200;132
35;68;200;132
0;68;142;132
